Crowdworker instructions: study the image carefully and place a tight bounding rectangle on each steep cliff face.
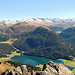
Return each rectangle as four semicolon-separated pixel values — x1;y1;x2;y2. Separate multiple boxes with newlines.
2;61;74;75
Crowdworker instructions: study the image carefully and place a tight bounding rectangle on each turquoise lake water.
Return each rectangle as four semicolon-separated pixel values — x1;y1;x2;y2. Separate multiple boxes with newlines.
10;55;74;70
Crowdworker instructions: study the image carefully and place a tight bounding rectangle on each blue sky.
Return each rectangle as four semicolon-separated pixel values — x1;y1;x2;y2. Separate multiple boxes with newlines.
0;0;75;20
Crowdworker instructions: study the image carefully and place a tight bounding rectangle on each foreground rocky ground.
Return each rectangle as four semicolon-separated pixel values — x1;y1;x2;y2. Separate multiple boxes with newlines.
2;61;74;75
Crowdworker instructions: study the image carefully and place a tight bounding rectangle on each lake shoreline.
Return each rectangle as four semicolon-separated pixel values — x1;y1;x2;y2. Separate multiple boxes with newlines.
10;54;75;71
0;53;75;70
0;51;21;62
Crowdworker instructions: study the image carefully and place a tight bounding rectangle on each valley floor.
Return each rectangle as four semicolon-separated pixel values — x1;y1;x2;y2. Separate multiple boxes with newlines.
59;59;75;67
0;50;21;62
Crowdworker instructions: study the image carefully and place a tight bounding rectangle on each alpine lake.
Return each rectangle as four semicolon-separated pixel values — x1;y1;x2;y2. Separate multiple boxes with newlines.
10;55;74;71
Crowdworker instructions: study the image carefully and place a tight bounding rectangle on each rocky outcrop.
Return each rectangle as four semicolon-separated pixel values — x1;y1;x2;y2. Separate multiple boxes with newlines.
2;61;74;75
2;65;31;75
42;61;74;75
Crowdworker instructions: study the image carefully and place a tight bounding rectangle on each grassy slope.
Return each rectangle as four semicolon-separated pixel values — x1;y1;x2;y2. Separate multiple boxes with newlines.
0;38;17;45
59;59;75;67
72;69;75;74
36;64;43;70
0;39;21;61
0;62;15;75
59;59;75;74
0;51;21;61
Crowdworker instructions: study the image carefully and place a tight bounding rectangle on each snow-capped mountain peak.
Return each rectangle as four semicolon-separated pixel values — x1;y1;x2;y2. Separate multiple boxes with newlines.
1;17;75;25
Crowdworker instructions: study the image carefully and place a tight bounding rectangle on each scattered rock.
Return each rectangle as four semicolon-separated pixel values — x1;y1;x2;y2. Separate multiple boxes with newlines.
2;69;11;75
21;65;28;75
2;61;74;75
14;66;22;74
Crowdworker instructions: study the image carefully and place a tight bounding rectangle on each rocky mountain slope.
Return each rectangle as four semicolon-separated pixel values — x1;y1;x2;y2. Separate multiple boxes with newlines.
2;61;74;75
13;26;73;60
0;61;41;75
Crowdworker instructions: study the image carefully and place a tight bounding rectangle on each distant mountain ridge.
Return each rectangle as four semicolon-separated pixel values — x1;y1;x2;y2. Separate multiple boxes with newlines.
1;17;75;25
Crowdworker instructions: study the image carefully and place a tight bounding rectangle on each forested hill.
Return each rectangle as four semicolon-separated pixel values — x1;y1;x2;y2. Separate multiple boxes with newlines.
59;27;75;50
13;26;73;60
0;43;16;57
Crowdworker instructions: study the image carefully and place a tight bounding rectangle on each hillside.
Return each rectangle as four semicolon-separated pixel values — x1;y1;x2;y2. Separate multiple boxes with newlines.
0;62;15;75
49;26;64;34
0;22;37;41
0;43;16;57
13;26;73;60
0;21;65;42
59;27;75;50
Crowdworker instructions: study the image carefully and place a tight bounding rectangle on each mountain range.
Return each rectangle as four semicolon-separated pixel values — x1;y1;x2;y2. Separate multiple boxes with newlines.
1;17;75;28
0;17;75;60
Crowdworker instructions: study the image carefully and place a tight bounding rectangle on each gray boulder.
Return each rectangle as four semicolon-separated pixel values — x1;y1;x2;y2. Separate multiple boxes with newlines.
21;65;28;75
14;66;22;74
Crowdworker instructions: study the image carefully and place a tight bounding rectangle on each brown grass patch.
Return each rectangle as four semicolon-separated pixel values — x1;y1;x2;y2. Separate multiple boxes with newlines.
0;62;15;75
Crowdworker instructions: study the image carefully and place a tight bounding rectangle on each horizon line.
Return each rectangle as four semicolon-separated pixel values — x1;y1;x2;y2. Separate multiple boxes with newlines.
0;17;75;21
